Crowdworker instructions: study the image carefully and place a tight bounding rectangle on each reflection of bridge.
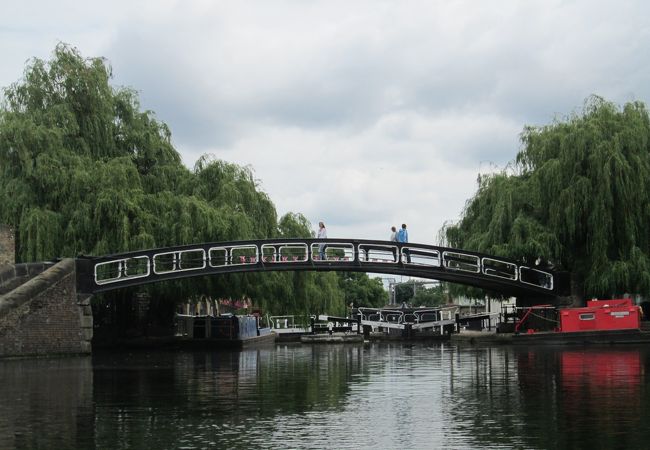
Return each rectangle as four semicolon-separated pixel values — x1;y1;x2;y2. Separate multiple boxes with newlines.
76;238;568;298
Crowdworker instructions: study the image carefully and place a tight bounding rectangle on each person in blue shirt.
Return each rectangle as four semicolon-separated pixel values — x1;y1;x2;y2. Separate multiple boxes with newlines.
397;223;410;263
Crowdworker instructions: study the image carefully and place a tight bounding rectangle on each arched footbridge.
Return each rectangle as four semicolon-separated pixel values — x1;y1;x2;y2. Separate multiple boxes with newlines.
75;238;569;298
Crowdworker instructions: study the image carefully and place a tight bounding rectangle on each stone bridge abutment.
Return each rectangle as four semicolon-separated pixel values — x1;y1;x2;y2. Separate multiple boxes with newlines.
0;259;93;358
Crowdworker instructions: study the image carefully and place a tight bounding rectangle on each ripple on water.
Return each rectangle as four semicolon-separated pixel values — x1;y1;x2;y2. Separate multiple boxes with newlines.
1;344;650;449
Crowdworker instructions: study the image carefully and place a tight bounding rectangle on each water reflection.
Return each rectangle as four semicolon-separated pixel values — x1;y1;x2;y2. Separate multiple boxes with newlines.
555;349;644;449
1;344;650;449
0;357;93;449
91;345;365;449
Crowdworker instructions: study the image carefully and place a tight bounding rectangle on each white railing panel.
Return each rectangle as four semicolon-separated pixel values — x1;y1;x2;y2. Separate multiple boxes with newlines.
403;247;441;267
230;245;259;265
482;257;518;281
358;244;399;263
261;243;309;263
443;251;480;273
208;247;229;267
519;266;553;290
153;249;206;274
95;256;150;285
310;242;354;262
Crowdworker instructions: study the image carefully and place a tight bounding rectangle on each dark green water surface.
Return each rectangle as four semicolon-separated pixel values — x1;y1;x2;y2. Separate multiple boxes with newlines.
1;342;649;449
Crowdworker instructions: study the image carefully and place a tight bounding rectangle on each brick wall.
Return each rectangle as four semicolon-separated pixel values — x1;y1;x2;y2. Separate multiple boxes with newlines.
0;225;15;267
0;259;93;357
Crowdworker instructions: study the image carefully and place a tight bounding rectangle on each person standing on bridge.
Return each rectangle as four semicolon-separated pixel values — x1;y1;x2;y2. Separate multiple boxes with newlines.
390;226;398;262
317;221;327;260
398;223;410;263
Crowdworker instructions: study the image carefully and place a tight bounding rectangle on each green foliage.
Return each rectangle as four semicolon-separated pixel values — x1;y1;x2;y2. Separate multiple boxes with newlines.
412;282;447;306
278;212;314;238
0;44;359;320
444;96;650;299
394;281;446;306
337;272;388;308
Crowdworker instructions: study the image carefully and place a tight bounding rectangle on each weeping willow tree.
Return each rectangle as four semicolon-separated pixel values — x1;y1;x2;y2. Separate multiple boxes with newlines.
444;97;650;301
0;43;347;325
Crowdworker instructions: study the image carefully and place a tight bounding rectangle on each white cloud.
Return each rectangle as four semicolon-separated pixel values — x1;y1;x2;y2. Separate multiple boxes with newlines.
2;0;650;247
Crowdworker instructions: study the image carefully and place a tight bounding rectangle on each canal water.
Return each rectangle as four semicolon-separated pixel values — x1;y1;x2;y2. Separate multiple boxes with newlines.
1;342;650;449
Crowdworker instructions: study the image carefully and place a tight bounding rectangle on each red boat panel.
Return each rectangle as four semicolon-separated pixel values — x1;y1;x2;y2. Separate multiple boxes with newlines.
559;299;641;332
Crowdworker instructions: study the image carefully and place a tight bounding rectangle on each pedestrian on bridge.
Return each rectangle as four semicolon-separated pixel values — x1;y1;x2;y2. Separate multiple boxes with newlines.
318;221;327;260
390;226;397;242
398;223;410;263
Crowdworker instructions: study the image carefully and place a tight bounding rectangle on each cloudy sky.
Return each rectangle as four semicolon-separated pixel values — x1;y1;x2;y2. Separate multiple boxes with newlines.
2;0;649;244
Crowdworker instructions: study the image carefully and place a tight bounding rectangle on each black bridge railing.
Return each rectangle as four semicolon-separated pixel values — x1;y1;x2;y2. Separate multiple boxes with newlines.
75;238;567;297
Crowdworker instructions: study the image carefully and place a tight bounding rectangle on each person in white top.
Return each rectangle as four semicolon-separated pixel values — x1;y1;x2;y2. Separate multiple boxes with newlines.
390;226;398;261
317;221;327;260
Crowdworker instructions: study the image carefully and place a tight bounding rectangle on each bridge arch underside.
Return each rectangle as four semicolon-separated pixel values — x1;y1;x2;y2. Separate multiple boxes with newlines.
76;239;567;299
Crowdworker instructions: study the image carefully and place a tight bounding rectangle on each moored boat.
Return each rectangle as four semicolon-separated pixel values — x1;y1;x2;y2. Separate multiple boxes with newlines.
454;298;650;345
174;313;275;348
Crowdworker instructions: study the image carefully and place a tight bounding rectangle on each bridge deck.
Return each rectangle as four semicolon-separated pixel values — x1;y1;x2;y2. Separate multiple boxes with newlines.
75;238;568;297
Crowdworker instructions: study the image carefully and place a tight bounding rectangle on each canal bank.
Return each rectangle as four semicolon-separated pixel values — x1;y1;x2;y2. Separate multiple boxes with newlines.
452;327;650;345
